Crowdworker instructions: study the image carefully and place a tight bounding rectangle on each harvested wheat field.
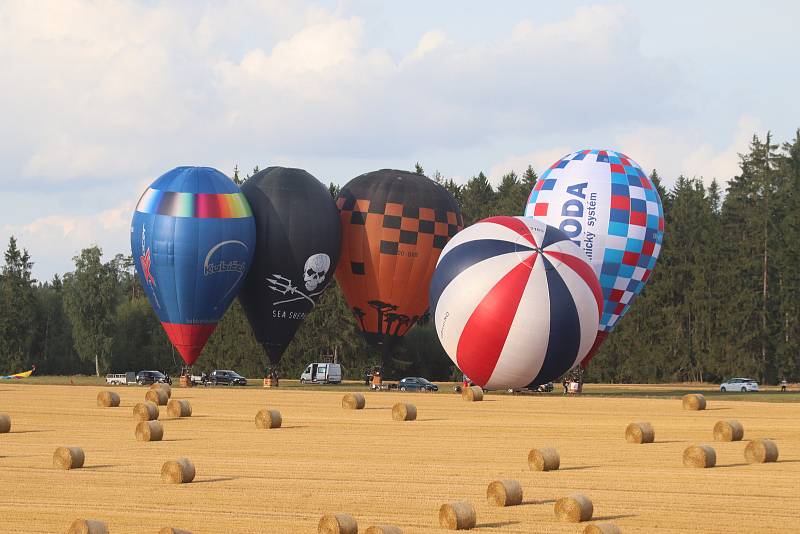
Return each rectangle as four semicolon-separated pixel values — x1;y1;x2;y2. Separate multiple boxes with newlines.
0;384;798;533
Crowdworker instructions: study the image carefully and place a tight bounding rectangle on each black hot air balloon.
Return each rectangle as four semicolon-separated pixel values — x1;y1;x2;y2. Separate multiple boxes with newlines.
239;167;341;369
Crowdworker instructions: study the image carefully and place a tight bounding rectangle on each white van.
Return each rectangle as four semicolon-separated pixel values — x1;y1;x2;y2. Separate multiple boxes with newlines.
300;363;342;384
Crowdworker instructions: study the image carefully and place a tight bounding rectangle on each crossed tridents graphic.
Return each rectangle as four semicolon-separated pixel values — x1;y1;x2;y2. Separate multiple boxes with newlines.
266;274;324;306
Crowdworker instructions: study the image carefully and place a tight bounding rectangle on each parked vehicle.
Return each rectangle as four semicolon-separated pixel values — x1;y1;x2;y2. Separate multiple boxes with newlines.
105;372;136;385
505;381;554;394
720;378;759;392
135;370;169;386
209;370;247;386
398;377;438;392
300;363;342;384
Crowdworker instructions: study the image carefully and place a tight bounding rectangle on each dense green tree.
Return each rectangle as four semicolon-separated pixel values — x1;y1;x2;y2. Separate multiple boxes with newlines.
0;237;38;372
63;247;122;376
460;172;497;225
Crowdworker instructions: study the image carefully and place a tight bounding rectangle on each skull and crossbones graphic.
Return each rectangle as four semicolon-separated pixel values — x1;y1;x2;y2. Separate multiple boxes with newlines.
267;253;331;306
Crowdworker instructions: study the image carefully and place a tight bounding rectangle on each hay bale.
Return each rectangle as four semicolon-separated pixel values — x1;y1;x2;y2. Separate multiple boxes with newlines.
713;420;744;442
255;409;282;429
745;439;779;463
161;458;195;484
625;422;654;444
0;412;10;433
66;519;108;534
135;420;164;442
318;513;358;534
158;529;192;534
683;444;716;468
554;493;593;523
53;446;85;470
96;391;120;408
342;393;365;410
145;388;169;406
682;393;706;410
365;526;403;534
150;382;172;398
133;401;159;422
462;386;483;402
528;447;560;471
167;399;192;418
438;501;476;530
583;523;621;534
391;403;417;421
486;479;522;507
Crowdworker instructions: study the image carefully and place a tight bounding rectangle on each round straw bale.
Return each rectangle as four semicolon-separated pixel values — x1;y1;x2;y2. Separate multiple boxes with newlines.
135;420;164;442
528;447;560;471
462;385;483;402
713;420;744;442
96;391;120;408
161;458;195;484
150;382;172;398
391;403;417;421
167;399;192;418
342;393;365;410
318;513;358;534
625;422;654;444
745;438;779;463
683;444;716;468
133;401;159;422
583;523;621;534
438;501;476;530
53;446;85;470
554;493;593;523
66;519;108;534
365;526;403;534
255;409;282;429
145;388;169;406
158;529;192;534
0;413;10;433
486;479;523;507
682;393;706;410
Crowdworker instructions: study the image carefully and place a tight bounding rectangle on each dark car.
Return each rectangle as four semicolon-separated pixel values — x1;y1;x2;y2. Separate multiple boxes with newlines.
136;370;168;385
210;370;247;386
398;377;439;392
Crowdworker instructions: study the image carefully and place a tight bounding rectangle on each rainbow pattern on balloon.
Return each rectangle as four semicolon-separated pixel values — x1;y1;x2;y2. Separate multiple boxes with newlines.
136;188;253;218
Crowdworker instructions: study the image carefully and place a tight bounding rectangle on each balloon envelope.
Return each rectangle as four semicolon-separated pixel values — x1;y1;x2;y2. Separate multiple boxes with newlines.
335;169;463;347
430;216;602;389
238;167;341;364
131;166;256;366
524;149;664;365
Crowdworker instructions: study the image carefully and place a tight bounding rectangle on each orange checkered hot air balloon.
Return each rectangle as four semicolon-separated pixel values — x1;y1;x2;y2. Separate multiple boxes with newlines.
335;169;463;363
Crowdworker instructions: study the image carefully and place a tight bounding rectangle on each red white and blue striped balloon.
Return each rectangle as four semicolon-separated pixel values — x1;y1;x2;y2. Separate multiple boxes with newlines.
430;216;602;390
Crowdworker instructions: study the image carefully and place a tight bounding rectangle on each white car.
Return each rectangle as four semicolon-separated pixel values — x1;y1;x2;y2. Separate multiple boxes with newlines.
720;378;759;392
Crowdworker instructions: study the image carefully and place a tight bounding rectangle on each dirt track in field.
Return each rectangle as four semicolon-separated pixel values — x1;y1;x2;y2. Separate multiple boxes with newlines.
0;384;798;533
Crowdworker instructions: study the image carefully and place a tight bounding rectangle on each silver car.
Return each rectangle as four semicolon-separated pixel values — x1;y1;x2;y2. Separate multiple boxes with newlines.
720;378;759;392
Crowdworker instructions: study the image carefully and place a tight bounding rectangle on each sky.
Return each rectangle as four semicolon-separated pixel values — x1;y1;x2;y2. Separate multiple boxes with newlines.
1;0;799;280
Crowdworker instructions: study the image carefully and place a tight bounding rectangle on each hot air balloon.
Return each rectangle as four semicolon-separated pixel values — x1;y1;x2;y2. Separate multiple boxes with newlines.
238;167;341;369
131;166;256;371
430;216;602;390
524;149;664;367
335;169;463;364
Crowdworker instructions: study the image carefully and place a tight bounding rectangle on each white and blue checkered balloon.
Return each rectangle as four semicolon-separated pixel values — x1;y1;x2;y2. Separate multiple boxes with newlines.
524;149;664;367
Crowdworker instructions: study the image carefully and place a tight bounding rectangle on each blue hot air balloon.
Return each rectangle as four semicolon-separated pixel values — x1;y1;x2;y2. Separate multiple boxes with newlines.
131;166;256;368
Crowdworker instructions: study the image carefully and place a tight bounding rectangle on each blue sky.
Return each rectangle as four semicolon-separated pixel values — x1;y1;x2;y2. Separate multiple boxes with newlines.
1;0;798;280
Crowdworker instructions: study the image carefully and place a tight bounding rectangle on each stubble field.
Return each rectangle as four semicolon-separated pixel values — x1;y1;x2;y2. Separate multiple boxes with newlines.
0;384;798;533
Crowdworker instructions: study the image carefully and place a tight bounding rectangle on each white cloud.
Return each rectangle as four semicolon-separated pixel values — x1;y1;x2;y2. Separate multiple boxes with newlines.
0;1;778;280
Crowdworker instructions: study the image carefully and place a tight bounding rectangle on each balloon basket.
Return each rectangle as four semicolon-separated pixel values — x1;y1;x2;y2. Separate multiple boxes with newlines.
371;375;383;389
263;377;278;388
179;375;192;388
567;381;581;394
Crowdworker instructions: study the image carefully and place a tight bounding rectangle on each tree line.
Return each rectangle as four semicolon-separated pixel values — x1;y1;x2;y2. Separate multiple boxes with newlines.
2;132;799;383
